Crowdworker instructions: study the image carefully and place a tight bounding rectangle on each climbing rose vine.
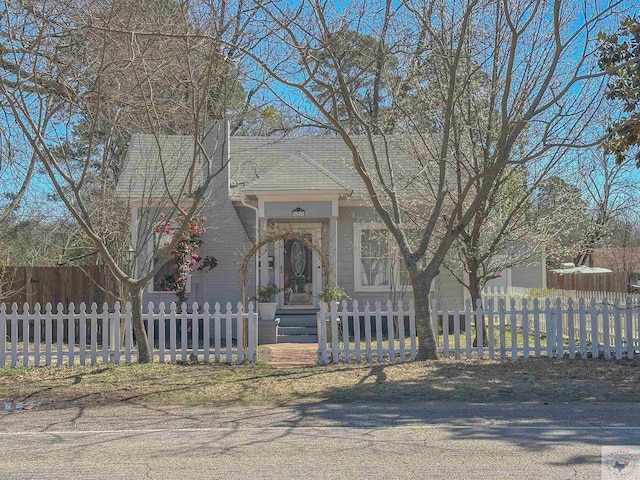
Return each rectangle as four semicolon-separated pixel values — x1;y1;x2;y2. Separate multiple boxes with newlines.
154;212;217;305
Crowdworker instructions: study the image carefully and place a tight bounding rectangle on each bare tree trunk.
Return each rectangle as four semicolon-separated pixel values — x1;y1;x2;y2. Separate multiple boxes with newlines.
124;282;152;363
413;271;439;360
468;273;488;347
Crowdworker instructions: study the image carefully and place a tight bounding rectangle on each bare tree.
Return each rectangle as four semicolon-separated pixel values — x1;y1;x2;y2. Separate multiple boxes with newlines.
233;0;628;359
0;0;255;362
574;147;639;266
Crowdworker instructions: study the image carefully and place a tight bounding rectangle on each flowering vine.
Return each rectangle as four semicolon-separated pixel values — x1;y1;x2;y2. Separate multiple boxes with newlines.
154;211;217;306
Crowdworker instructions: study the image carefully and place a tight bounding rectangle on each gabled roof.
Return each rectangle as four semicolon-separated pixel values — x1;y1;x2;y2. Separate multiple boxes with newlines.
229;135;363;195
118;131;425;199
115;134;203;198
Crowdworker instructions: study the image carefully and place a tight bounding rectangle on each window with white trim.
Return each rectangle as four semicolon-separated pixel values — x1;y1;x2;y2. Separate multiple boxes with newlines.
354;223;424;292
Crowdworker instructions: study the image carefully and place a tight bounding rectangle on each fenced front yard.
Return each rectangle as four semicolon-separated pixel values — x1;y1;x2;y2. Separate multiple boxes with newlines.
317;295;640;364
1;301;257;367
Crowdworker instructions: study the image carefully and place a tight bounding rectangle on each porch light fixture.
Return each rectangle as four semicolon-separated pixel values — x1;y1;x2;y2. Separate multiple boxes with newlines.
124;245;135;264
292;207;305;217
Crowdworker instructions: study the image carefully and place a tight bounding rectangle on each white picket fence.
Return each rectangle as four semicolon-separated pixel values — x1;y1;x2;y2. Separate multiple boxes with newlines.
317;300;417;364
481;285;640;309
317;296;640;364
0;301;258;368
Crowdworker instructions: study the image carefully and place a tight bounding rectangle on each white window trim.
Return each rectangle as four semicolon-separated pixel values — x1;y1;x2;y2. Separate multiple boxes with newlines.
353;223;428;293
148;230;192;294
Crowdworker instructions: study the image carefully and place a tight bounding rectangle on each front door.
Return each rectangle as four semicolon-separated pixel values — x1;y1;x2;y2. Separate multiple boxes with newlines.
276;224;321;308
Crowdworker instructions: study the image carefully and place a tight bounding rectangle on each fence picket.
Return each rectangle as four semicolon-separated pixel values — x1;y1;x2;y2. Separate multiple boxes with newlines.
625;297;633;359
101;302;109;365
56;303;64;366
579;299;587;359
146;305;154;362
364;302;372;363
554;299;563;359
181;302;189;362
22;303;30;367
475;299;484;360
375;301;383;362
10;303;18;367
90;303;98;365
318;301;328;365
442;298;449;358
112;302;121;365
396;300;405;361
236;302;244;363
158;302;166;363
203;303;211;364
193;302;201;361
510;298;518;360
603;299;611;359
567;299;575;359
521;299;529;359
487;299;495;360
0;304;6;367
409;300;417;360
498;298;507;360
590;298;598;358
225;302;233;364
34;303;42;367
124;302;132;364
342;300;351;364
465;300;472;360
386;300;395;363
169;303;177;363
533;298;541;358
214;302;221;363
353;300;361;362
331;300;340;364
247;302;256;363
545;298;553;358
614;298;623;360
68;302;75;366
453;301;461;360
79;303;86;366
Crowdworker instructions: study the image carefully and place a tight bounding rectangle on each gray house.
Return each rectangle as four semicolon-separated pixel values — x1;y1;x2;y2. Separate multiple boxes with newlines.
118;122;544;342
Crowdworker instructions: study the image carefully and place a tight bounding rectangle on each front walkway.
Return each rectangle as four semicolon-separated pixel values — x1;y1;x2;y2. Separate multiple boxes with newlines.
265;343;318;368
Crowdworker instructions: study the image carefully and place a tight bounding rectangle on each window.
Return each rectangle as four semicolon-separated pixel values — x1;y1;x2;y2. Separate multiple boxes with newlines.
358;227;391;289
354;223;426;292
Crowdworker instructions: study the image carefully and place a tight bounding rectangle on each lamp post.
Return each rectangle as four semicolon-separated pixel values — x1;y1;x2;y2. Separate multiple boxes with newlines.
124;245;135;276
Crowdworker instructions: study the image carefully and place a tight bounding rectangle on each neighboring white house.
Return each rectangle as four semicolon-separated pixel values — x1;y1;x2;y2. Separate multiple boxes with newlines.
117;122;545;341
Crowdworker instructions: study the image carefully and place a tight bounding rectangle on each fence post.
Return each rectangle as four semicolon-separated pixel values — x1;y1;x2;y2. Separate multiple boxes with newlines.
0;304;5;368
317;301;327;365
354;300;362;362
248;302;257;363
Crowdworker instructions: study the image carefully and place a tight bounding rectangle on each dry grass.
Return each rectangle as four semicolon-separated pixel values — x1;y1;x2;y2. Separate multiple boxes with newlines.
1;351;639;410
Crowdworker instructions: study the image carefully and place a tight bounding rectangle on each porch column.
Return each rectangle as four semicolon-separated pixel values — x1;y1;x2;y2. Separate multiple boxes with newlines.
259;217;269;288
329;216;338;285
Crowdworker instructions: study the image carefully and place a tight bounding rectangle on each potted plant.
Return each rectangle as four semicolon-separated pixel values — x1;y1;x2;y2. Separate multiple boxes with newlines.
318;282;349;308
254;284;281;321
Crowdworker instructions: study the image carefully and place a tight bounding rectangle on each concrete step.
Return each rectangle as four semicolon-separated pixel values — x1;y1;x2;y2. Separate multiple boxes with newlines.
277;314;318;328
278;326;318;336
277;334;318;343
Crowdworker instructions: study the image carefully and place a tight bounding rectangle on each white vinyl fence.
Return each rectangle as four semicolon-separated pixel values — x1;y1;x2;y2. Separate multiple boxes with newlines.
317;300;417;364
1;301;258;368
437;297;640;360
318;296;640;364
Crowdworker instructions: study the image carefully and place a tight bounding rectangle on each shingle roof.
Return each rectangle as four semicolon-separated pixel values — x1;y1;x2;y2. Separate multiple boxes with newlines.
118;133;423;199
229;136;363;194
115;134;203;198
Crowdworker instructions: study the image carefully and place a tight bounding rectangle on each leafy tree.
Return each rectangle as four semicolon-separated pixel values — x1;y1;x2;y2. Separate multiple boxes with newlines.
599;16;640;166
